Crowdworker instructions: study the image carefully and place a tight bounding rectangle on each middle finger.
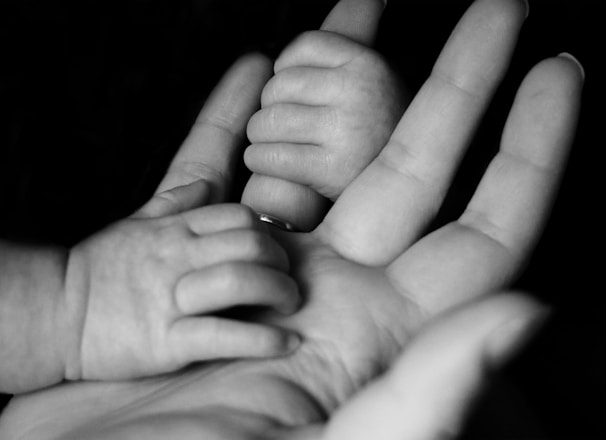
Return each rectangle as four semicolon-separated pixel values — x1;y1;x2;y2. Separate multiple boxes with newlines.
318;0;528;266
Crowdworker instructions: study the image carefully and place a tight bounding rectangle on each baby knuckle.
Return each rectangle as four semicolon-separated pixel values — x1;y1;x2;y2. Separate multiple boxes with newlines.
154;190;180;209
250;108;277;136
321;106;340;131
261;75;284;106
171;160;228;191
265;106;281;130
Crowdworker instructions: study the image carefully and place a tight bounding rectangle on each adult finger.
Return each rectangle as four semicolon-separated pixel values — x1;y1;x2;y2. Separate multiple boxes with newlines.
388;55;583;315
156;53;273;202
175;262;300;316
320;0;386;46
319;0;528;265
322;294;548;440
134;180;210;219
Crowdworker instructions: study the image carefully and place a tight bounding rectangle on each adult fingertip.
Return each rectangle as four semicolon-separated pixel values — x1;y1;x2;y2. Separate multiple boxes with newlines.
233;51;274;74
557;52;586;82
522;0;529;19
320;0;386;46
531;53;585;88
485;295;551;366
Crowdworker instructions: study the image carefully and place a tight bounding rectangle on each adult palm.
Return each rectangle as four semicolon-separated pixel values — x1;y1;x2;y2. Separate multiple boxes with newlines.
0;0;582;439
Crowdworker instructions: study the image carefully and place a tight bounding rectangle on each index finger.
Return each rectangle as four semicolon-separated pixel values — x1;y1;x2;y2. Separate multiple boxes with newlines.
156;53;273;202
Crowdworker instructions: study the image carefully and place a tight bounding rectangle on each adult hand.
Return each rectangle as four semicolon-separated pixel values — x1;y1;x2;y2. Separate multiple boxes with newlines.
0;0;583;439
321;293;548;440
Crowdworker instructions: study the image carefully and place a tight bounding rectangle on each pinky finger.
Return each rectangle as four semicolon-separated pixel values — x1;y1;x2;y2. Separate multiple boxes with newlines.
168;317;301;364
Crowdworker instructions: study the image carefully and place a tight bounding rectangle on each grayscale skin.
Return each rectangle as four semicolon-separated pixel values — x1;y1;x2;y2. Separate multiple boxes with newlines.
241;0;407;231
0;0;583;439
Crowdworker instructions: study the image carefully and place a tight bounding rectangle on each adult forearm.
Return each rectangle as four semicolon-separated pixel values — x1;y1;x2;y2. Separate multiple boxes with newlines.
0;241;70;393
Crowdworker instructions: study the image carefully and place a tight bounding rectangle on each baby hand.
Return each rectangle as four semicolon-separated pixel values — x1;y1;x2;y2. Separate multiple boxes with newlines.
63;182;301;382
242;29;406;230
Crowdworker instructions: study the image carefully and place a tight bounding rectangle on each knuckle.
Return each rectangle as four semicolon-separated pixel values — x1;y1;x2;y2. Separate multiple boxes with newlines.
261;74;285;106
150;191;179;213
248;107;276;139
170;160;228;193
265;106;279;130
321;106;340;131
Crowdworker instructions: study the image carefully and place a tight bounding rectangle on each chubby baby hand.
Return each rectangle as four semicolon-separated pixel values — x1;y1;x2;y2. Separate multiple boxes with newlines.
63;182;301;382
242;30;406;230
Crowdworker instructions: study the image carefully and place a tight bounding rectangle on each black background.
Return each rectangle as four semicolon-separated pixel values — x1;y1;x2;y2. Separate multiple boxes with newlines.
0;1;603;438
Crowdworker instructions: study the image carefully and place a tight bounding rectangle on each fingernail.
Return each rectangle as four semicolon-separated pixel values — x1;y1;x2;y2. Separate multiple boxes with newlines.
486;305;550;365
279;300;300;316
558;52;586;81
286;332;303;352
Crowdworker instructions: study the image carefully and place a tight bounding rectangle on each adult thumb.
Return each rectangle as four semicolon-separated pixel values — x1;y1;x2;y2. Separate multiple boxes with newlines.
322;293;549;440
155;53;273;202
134;179;210;218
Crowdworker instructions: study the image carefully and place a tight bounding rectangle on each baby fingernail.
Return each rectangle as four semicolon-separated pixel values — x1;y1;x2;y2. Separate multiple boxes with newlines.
279;298;302;315
286;332;302;352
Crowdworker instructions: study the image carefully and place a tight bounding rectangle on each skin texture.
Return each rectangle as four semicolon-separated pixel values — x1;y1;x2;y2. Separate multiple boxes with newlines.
241;0;406;231
63;192;302;382
0;0;583;439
